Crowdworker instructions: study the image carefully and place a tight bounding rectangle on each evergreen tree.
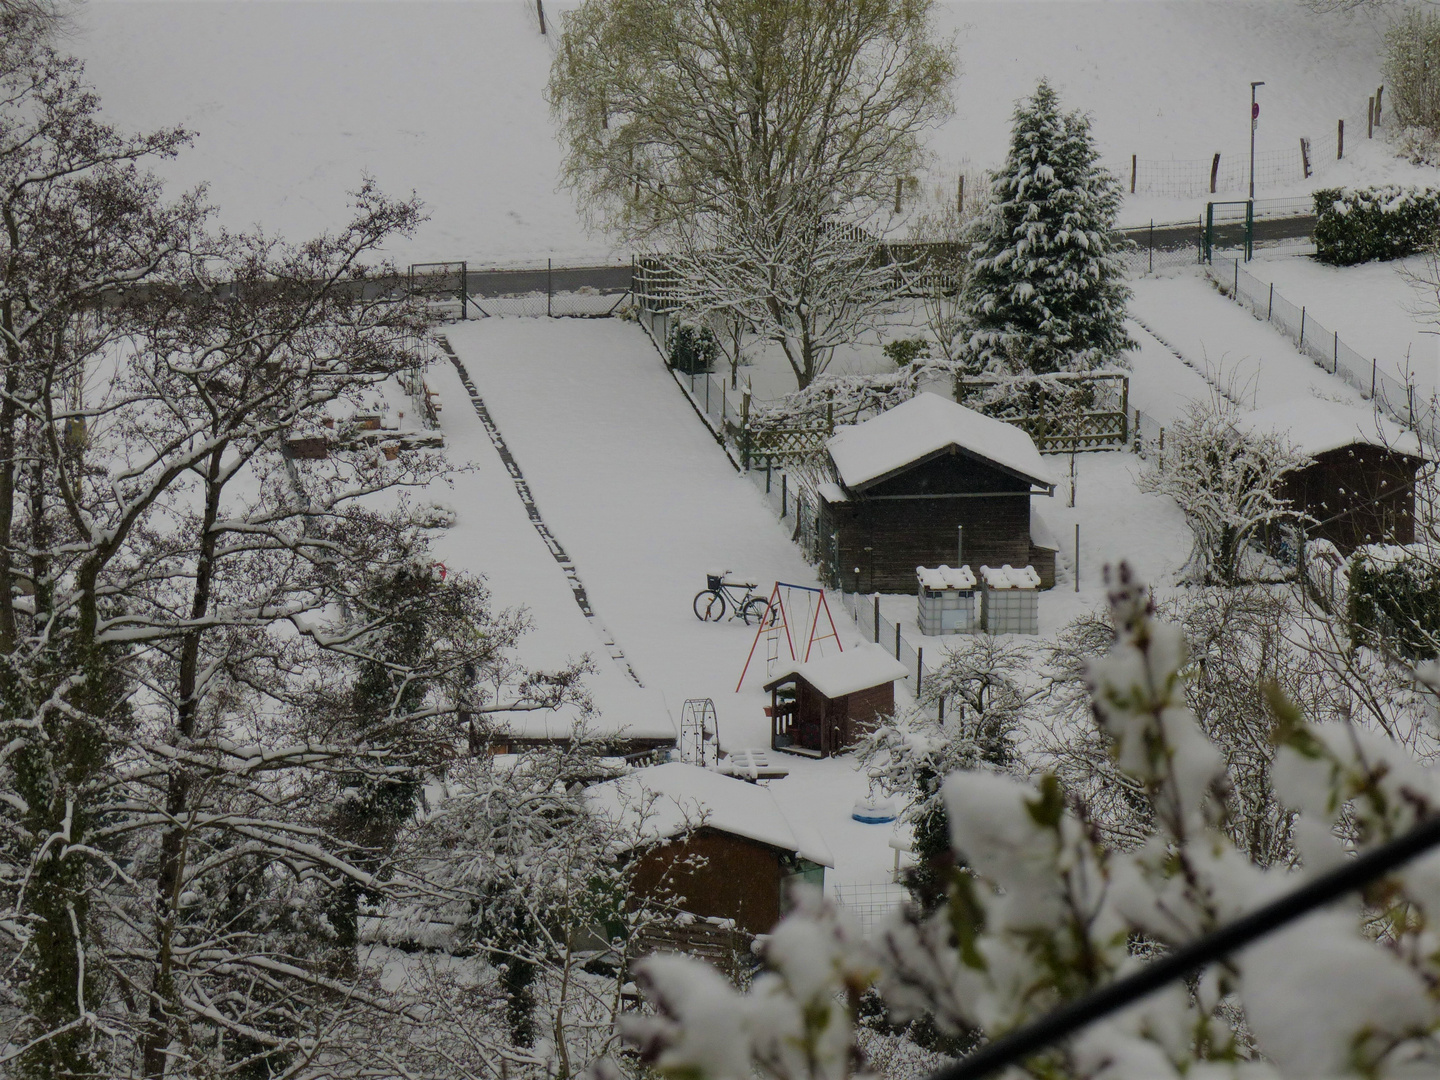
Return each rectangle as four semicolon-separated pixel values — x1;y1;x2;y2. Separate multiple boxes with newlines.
959;79;1133;375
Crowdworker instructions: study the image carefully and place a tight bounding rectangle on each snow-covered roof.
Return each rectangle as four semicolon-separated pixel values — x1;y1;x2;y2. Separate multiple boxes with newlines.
979;565;1042;590
917;564;977;590
1030;506;1061;552
826;392;1056;492
763;644;909;698
491;693;677;744
584;762;833;866
1235;399;1427;461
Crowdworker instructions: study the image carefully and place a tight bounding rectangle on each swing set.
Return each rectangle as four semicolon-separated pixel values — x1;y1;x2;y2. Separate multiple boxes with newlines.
735;582;843;692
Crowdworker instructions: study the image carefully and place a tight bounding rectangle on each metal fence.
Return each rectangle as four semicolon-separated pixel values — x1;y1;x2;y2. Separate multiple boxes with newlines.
840;591;934;710
1115;146;1306;199
418;260;633;318
831;881;907;938
1208;254;1439;447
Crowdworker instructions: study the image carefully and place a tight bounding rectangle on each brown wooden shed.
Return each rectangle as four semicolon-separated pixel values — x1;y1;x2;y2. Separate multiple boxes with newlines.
1238;400;1429;555
817;393;1058;593
763;646;909;758
585;763;832;936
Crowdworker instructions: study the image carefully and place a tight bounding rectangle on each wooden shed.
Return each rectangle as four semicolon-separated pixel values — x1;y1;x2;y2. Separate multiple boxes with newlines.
585;763;833;937
817;393;1058;593
763;646;909;758
1238;400;1429;555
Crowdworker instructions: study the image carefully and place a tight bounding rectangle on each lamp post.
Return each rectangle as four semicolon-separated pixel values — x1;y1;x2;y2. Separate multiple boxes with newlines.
1249;81;1266;201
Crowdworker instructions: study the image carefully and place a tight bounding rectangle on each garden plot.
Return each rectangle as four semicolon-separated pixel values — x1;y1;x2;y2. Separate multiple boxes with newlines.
1130;270;1371;411
440;316;905;887
1244;252;1440;401
420;357;675;745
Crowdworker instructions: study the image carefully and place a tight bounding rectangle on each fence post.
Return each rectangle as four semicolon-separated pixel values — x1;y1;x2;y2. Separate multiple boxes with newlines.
1377;85;1384;124
1210;153;1220;195
1148;219;1154;274
536;0;545;34
781;473;787;518
460;262;468;320
1372;358;1377;400
895;622;902;662
547;258;553;317
1131;154;1137;194
1333;330;1339;374
705;372;711;412
741;388;751;470
1268;281;1274;320
1159;427;1165;470
1299;307;1305;351
873;595;880;644
1300;136;1311;179
1338;118;1344;160
1074;523;1080;594
1233;257;1239;296
957;174;965;213
916;647;923;698
1368;97;1374;139
766;460;772;494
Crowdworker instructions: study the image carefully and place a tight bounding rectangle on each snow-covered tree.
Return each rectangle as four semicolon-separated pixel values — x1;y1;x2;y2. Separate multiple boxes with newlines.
1138;399;1311;586
614;565;1440;1080
549;0;955;389
959;79;1133;375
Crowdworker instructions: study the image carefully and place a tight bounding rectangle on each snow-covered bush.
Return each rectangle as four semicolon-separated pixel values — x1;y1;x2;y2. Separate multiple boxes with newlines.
670;319;719;375
619;565;1440;1080
958;79;1133;376
1349;543;1440;659
1138;400;1310;585
1313;184;1440;265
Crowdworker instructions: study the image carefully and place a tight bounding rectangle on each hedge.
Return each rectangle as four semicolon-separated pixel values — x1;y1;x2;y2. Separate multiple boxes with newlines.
1314;185;1440;266
1348;544;1440;658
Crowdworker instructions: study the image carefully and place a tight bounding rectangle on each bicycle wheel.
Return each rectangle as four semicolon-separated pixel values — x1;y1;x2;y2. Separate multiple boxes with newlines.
693;589;726;621
742;596;776;627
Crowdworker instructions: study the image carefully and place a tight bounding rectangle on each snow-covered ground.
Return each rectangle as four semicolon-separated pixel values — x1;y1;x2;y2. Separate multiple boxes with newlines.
1244;251;1440;399
1129;268;1372;412
74;0;1412;265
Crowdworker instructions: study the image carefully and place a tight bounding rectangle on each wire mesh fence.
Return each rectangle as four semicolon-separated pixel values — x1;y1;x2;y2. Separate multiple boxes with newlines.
1115;147;1306;199
1209;255;1440;447
458;261;633;318
831;882;908;938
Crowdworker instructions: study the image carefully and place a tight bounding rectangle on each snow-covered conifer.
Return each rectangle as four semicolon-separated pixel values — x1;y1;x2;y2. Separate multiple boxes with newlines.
959;80;1133;375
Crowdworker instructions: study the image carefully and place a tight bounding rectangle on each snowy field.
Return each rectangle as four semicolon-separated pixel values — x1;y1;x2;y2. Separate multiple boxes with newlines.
74;0;1406;264
1129;268;1373;412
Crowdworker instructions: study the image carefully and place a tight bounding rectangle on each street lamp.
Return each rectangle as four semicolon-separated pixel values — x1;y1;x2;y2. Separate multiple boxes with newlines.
1250;81;1266;201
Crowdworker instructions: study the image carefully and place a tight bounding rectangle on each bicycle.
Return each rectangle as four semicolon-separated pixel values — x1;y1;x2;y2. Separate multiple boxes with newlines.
693;572;776;625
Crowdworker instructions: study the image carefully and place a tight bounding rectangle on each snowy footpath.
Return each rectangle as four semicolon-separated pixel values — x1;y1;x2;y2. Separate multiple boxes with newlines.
439;317;900;889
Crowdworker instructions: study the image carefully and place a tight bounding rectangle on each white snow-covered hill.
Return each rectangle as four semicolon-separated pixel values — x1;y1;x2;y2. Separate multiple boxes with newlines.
74;0;1410;265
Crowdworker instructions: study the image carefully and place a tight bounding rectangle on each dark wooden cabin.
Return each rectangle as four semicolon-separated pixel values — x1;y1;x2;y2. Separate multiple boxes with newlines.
1240;400;1429;555
817;393;1057;593
763;646;908;758
585;764;832;937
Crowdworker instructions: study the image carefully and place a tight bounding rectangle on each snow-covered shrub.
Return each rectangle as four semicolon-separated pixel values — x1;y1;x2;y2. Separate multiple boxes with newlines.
958;79;1133;375
1137;400;1310;585
670;320;719;375
1349;544;1440;659
1313;184;1440;266
882;336;930;366
619;565;1440;1080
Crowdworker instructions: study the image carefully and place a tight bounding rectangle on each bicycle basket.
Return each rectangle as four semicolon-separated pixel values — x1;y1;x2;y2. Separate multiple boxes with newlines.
706;574;723;592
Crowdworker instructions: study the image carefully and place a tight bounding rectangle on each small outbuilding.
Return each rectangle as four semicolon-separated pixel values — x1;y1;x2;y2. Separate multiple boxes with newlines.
584;763;833;937
763;645;909;758
1237;400;1428;554
817;393;1058;592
